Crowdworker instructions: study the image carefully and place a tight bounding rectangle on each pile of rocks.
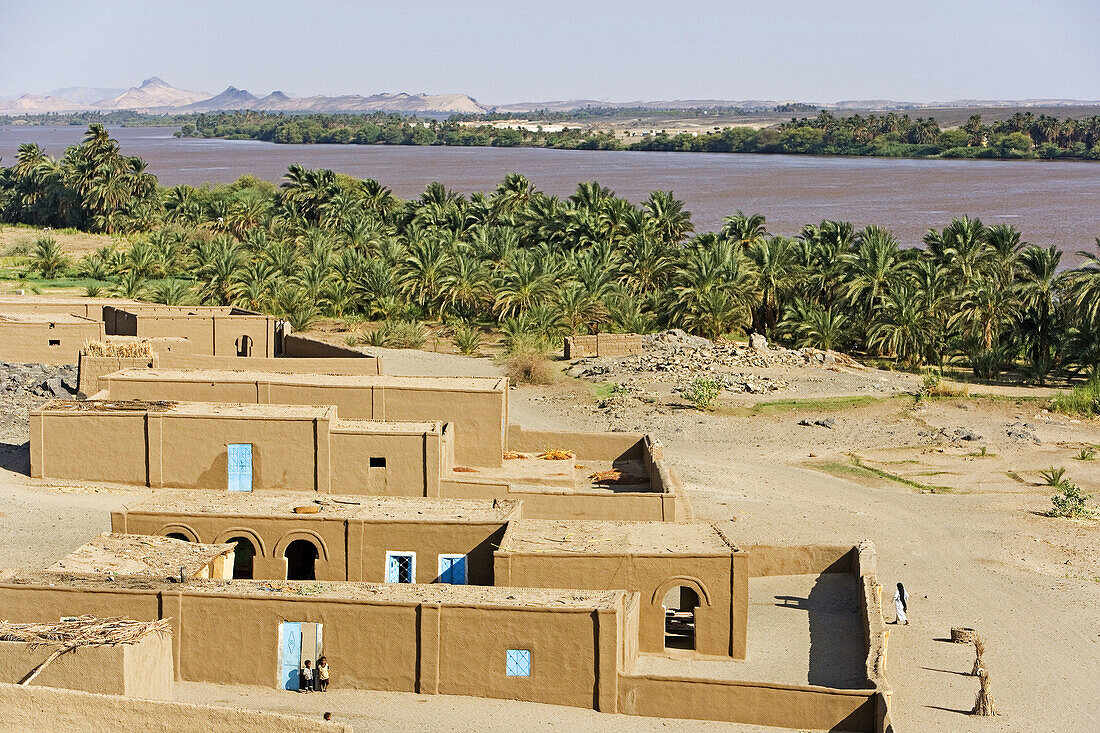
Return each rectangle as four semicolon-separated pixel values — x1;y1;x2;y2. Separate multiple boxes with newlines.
0;362;78;440
569;330;858;393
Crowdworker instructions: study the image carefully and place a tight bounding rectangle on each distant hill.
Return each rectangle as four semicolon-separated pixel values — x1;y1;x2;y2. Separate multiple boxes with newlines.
47;86;126;104
174;86;259;112
0;78;488;116
96;77;211;110
1;78;1097;118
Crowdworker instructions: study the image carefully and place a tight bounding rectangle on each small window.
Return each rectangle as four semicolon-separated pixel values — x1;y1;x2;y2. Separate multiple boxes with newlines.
369;457;386;468
506;649;531;677
48;339;61;346
385;551;415;583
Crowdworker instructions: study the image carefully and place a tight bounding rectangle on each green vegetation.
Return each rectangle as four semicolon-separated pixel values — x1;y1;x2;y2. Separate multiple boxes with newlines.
1051;378;1100;418
847;454;955;493
2;125;1100;388
178;110;1100;160
1073;447;1096;461
745;395;882;416
683;377;721;410
1041;466;1097;519
967;447;996;458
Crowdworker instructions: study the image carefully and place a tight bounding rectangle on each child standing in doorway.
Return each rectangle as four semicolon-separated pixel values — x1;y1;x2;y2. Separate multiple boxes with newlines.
317;656;330;692
300;659;314;691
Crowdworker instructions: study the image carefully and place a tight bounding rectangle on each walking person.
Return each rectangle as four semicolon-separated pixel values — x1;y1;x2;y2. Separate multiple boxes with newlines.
317;656;330;692
893;582;910;625
300;659;314;691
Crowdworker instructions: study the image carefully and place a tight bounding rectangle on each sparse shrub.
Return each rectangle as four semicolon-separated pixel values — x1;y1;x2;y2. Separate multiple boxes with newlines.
1040;466;1097;519
1047;481;1096;519
28;236;69;278
387;320;426;349
453;325;484;355
683;377;721;410
85;285;103;298
1073;447;1096;461
363;327;391;347
342;334;360;347
921;371;969;398
1040;466;1067;487
504;350;554;385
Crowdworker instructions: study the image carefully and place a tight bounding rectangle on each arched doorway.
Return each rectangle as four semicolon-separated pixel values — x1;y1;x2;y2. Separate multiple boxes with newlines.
227;536;256;579
285;540;318;581
236;334;253;357
166;532;191;542
662;586;699;650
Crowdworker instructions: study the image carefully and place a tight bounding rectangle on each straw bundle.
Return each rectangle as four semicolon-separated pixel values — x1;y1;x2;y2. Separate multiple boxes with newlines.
0;616;170;647
82;340;154;358
452;466;478;473
537;449;574;460
971;669;997;716
503;451;528;460
971;634;985;676
0;616;171;686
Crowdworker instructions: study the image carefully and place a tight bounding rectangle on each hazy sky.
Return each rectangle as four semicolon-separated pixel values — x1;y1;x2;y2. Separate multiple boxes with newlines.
3;0;1098;103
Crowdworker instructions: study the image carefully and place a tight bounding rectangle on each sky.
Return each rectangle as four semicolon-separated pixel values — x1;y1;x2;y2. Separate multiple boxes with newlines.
2;0;1098;104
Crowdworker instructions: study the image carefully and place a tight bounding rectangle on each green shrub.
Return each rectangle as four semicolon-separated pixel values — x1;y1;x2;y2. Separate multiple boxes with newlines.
1074;447;1096;461
453;325;484;355
84;285;103;297
388;320;426;349
1047;482;1097;519
342;334;360;347
683;377;721;410
363;327;391;347
1051;378;1100;418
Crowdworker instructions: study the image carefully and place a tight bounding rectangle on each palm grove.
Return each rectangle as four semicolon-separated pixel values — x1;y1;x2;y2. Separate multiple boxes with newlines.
3;125;1100;387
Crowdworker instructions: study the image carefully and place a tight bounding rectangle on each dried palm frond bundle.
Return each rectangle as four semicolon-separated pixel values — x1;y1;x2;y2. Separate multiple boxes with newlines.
82;339;154;358
452;466;478;473
503;451;528;460
0;616;172;686
537;449;574;460
588;468;622;483
971;634;986;676
971;669;997;716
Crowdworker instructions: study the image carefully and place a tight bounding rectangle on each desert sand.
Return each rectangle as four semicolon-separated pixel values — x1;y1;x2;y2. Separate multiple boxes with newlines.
0;344;1096;732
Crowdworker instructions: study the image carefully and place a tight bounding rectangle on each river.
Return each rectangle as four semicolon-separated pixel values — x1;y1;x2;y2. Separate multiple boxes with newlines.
2;125;1098;262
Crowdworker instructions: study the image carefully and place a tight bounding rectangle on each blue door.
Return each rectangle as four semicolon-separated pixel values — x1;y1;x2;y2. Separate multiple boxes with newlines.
279;622;301;690
438;555;467;585
228;444;252;492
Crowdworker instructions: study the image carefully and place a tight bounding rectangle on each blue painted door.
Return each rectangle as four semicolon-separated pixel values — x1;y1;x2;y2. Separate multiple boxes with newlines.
279;622;301;690
228;444;252;492
438;555;466;585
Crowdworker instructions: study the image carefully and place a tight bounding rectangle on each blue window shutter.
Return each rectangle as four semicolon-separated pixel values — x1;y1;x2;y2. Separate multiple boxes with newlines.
506;649;531;676
228;444;252;492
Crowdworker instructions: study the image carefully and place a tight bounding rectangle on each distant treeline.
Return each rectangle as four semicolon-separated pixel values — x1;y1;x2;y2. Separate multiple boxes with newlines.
0;110;197;127
177;110;1100;160
449;105;755;122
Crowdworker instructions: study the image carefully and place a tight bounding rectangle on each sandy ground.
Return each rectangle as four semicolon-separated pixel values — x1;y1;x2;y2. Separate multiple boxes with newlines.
0;345;1097;732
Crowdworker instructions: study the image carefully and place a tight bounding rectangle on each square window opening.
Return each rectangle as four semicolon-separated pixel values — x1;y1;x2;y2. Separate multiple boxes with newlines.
48;339;60;346
386;552;415;583
506;649;531;677
369;457;386;468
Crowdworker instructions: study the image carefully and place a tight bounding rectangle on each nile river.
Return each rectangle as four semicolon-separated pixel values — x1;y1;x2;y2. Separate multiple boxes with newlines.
2;125;1098;262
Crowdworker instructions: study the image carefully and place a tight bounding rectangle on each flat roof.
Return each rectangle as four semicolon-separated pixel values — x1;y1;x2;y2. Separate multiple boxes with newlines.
35;399;443;431
121;490;519;523
0;297;144;306
0;571;624;609
0;313;100;324
48;533;233;578
107;368;507;391
500;519;737;555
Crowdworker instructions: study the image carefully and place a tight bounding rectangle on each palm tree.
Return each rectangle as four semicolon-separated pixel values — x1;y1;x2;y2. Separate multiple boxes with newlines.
747;236;800;336
721;211;767;248
869;286;938;368
112;271;149;300
150;279;195;305
28;236;69;278
1017;245;1063;384
645;190;694;244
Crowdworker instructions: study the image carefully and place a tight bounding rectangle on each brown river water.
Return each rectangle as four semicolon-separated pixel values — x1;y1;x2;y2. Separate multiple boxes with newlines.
2;125;1098;264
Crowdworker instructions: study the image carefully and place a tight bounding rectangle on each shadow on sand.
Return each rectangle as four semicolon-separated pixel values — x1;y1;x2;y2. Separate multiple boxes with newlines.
0;441;30;476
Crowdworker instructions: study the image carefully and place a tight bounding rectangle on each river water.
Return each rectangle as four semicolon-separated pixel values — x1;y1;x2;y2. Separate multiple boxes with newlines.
2;125;1098;262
